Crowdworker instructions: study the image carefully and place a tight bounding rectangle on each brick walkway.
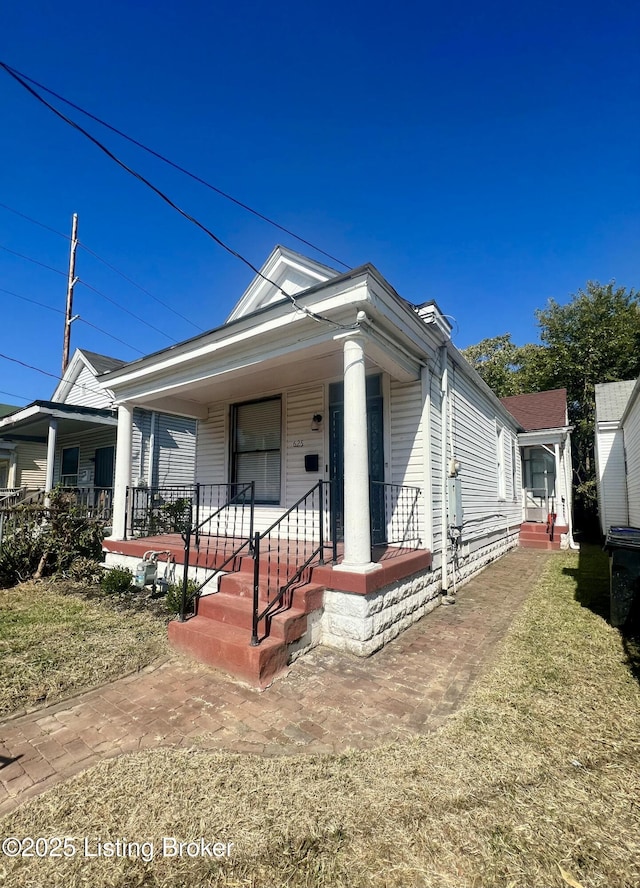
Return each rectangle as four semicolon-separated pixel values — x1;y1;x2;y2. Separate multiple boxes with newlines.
0;549;549;815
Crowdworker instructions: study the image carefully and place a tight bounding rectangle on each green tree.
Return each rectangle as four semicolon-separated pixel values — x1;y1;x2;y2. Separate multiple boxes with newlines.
461;335;549;398
535;282;640;515
463;281;640;530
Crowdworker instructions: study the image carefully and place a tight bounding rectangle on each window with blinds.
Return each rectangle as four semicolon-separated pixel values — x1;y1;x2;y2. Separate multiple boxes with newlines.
232;397;282;504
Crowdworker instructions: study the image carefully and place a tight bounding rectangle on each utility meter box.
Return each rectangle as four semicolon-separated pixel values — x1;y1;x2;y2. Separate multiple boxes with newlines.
447;477;463;528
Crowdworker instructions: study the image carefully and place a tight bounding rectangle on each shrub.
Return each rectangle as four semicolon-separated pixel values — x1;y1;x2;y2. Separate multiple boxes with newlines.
66;557;104;585
0;523;45;589
101;566;134;595
165;579;198;615
0;489;107;588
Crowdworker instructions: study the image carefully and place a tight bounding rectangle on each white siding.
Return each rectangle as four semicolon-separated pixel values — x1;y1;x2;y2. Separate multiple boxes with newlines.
154;413;197;486
285;385;325;505
596;428;629;532
623;396;640;527
130;410;196;487
430;372;444;554
63;364;112;409
449;366;522;542
131;409;152;484
390;378;425;542
195;405;226;485
16;442;47;488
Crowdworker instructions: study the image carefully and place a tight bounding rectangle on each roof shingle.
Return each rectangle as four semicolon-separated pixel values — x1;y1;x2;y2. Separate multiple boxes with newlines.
500;389;568;431
594;380;636;423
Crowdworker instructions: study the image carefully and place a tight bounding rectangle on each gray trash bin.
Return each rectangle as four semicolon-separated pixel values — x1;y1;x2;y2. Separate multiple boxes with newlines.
604;527;640;629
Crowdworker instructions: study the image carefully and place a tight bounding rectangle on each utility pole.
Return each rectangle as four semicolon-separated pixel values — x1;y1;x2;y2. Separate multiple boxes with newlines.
62;212;79;374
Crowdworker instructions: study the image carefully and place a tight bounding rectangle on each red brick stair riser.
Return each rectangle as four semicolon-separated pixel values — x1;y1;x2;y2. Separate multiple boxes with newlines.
518;522;568;551
169;562;324;687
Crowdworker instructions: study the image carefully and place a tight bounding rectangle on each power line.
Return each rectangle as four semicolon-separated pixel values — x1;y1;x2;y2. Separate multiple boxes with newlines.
0;389;31;404
76;279;177;341
0;285;64;315
0;62;351;270
78;242;203;332
0;201;69;239
0;286;144;355
0;200;203;332
0;243;67;276
1;63;358;334
0;239;178;342
0;351;114;402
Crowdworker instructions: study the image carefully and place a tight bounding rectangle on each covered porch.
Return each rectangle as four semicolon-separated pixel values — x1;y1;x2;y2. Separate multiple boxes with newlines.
518;429;573;549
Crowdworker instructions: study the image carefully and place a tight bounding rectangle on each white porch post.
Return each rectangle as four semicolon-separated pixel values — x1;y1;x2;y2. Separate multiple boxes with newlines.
45;417;57;496
554;441;562;519
337;333;378;573
111;404;133;540
553;442;566;524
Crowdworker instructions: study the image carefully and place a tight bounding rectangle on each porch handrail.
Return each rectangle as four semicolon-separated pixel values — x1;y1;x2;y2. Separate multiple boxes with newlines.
179;482;255;621
251;479;335;646
370;480;422;548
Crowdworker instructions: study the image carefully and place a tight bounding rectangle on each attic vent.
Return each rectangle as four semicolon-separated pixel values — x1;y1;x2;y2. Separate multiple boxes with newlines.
414;302;452;340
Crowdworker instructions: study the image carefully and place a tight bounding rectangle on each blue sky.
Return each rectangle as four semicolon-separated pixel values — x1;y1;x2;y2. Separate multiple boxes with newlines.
1;0;638;405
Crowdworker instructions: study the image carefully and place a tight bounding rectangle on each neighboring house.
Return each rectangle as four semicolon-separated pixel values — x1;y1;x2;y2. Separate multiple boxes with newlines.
594;379;640;534
101;245;528;685
0;348;197;513
500;389;574;548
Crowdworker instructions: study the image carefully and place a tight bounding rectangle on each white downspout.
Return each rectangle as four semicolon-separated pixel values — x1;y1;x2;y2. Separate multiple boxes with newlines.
440;346;450;596
564;431;579;549
420;364;433;552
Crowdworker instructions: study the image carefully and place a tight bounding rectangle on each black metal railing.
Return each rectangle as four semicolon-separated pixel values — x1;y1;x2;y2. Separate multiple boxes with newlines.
126;485;196;538
178;482;255;621
251;480;336;646
370;481;422;548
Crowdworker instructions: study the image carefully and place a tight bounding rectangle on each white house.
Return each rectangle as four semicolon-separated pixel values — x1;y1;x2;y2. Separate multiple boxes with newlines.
500;389;574;549
0;348;197;514
100;246;527;686
595;379;640;534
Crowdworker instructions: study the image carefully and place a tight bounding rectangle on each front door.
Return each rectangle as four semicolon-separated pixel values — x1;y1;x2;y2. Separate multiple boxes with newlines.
523;446;556;521
329;375;385;544
94;446;115;490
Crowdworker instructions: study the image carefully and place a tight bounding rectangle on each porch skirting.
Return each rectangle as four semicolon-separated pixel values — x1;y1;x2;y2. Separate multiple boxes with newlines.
320;527;521;657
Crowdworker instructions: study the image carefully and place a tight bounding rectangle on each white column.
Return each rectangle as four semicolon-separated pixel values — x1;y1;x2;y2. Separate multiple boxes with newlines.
45;417;57;493
111;404;133;540
554;441;562;518
336;333;378;573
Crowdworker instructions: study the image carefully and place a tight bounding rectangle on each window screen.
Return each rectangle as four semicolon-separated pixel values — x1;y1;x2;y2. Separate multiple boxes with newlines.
233;398;281;504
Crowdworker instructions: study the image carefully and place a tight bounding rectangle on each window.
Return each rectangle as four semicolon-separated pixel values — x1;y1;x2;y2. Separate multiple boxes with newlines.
232;397;281;504
496;426;506;500
61;446;79;487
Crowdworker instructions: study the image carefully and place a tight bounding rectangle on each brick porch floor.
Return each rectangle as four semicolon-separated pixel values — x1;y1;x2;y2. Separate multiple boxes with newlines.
0;549;550;816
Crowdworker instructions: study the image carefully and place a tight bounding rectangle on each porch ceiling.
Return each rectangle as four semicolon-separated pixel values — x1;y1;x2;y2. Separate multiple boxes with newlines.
124;332;419;411
0;410;117;442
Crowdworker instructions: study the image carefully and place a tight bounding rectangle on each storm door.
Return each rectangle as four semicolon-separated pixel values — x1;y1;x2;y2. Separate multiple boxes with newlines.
328;375;385;545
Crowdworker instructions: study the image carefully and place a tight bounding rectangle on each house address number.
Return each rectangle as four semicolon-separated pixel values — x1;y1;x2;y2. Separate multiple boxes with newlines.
288;440;304;448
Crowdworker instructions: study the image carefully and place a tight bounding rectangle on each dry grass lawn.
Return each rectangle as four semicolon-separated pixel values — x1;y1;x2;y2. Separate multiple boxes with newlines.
0;580;168;716
1;548;639;887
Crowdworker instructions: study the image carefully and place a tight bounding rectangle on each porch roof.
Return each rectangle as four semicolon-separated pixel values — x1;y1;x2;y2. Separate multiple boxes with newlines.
501;389;568;431
97;263;446;412
0;401;117;442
